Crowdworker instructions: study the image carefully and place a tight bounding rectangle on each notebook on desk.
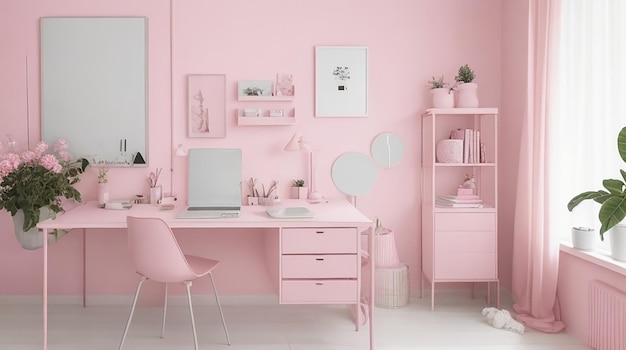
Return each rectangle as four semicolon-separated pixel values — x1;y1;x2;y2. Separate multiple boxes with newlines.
176;148;242;219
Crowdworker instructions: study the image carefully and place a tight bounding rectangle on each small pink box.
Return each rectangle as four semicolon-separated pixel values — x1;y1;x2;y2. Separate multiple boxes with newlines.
457;188;473;196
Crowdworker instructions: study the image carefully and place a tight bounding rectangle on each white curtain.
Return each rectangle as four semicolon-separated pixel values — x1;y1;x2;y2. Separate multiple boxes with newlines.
549;0;626;248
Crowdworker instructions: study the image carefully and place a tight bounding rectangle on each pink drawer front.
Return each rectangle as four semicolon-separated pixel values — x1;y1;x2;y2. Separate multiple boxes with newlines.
435;212;496;232
281;280;358;304
282;255;357;278
282;228;357;254
435;231;496;253
434;252;496;279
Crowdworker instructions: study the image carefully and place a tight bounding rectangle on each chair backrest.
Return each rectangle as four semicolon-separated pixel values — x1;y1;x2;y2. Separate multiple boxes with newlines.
126;216;197;283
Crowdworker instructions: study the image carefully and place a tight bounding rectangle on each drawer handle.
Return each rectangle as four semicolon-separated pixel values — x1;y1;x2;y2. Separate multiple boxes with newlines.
316;231;325;234
315;257;325;261
315;282;324;286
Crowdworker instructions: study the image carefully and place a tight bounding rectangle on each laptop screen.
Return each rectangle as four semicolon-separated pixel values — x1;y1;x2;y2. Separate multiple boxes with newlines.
187;148;242;209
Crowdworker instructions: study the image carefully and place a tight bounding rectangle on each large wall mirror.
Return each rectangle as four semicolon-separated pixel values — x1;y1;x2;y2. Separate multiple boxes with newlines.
41;17;148;167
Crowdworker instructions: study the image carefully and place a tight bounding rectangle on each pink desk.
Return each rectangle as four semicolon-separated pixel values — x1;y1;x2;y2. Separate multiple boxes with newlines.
38;199;375;349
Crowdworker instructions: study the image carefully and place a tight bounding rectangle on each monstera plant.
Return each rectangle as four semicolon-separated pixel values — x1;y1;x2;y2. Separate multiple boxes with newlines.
567;126;626;240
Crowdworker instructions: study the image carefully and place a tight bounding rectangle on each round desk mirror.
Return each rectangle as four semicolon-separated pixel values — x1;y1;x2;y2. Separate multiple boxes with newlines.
371;132;403;168
331;152;377;196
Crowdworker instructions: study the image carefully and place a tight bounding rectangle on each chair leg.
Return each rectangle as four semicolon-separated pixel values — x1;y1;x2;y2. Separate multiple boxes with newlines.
184;281;199;350
209;272;231;345
119;276;146;350
161;283;168;338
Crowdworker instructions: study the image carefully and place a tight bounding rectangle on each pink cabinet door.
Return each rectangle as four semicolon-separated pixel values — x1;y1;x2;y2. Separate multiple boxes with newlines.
282;255;357;279
281;228;357;254
434;230;496;279
281;280;358;304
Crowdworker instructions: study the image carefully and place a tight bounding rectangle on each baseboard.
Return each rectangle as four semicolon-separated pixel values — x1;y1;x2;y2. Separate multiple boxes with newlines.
0;294;279;306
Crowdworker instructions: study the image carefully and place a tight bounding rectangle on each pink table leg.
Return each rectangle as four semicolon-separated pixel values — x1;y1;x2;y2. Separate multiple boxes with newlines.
43;228;48;350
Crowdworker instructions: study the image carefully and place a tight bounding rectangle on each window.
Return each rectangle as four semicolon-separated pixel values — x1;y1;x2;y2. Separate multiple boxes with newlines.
551;0;626;252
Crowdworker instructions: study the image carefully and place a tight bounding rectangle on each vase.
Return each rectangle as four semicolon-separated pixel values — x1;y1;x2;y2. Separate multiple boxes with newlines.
97;183;109;207
149;185;162;205
430;88;454;108
12;207;68;250
610;224;626;262
436;139;463;163
456;82;479;108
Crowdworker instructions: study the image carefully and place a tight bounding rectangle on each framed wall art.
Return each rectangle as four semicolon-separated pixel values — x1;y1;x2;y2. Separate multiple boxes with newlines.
315;46;368;117
188;74;226;138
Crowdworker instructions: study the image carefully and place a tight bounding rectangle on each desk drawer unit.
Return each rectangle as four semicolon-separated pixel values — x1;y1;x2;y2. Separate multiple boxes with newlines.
280;228;358;304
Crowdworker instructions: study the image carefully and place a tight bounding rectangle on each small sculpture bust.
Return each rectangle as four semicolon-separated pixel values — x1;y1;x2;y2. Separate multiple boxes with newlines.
462;173;476;189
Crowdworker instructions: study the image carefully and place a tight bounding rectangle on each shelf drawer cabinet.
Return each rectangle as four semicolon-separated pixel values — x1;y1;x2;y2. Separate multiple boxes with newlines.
421;108;500;309
280;228;358;304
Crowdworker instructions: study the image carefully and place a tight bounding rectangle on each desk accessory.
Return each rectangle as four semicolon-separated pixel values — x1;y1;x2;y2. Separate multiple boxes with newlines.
266;206;314;218
285;133;323;203
104;201;133;210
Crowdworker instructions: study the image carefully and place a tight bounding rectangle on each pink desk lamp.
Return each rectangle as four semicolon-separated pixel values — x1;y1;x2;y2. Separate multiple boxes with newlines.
285;133;323;203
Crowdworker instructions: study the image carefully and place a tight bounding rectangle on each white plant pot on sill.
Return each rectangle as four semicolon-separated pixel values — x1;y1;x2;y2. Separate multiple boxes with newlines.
571;227;595;251
609;224;626;262
430;88;454;108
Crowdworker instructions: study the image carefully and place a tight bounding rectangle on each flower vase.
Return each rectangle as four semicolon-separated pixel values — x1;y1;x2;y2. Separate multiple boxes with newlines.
97;183;109;207
12;207;68;250
149;185;162;205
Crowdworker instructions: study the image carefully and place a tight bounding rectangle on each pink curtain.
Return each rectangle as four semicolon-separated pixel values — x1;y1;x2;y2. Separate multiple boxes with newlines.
511;0;565;333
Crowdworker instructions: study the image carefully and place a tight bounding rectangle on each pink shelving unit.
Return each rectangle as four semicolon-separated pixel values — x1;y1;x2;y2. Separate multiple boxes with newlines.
421;107;500;310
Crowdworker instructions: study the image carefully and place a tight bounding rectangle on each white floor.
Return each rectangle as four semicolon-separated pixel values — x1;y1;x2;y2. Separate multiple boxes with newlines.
0;292;590;350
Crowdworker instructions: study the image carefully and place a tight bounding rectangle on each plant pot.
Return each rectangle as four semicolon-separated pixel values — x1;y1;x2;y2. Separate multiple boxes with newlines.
456;82;479;108
430;88;454;108
571;227;595;251
610;224;626;262
12;207;68;250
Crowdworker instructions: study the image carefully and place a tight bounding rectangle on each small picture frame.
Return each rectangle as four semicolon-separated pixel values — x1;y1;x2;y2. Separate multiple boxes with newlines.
187;74;226;138
238;80;273;97
276;73;294;96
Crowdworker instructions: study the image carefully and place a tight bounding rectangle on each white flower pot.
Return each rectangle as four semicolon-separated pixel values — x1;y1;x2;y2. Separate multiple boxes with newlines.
430;88;454;108
610;224;626;262
571;227;595;251
456;82;479;108
12;207;68;250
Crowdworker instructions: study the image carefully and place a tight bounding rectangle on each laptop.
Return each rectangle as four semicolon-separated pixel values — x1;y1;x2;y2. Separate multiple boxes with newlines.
176;148;242;219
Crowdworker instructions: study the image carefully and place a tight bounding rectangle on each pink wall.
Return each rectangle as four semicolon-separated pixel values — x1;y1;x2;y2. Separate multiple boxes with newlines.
0;0;503;299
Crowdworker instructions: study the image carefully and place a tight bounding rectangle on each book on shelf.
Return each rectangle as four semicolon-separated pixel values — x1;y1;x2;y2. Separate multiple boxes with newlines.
436;194;483;204
458;128;483;164
435;198;484;208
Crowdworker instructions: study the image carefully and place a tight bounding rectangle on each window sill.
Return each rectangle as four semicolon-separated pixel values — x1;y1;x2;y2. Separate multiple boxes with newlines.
560;243;626;277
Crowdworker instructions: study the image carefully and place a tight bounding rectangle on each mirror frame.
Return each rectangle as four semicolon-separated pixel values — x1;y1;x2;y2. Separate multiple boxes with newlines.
41;17;148;167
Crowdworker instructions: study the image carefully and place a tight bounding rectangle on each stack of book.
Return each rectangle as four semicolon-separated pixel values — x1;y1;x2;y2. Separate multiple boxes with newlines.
435;194;484;208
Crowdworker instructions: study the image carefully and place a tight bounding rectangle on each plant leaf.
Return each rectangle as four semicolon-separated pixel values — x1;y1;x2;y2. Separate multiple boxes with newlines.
598;195;626;240
618;126;626;163
603;179;626;195
567;190;608;211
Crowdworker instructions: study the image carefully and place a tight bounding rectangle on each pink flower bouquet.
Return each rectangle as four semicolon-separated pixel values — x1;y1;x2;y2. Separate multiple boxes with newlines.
0;139;89;232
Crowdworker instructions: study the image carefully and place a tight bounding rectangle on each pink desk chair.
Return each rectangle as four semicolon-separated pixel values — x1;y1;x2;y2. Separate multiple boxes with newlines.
119;216;231;349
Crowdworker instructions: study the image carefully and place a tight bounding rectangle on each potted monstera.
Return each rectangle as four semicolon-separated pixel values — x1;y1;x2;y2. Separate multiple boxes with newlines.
567;126;626;261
